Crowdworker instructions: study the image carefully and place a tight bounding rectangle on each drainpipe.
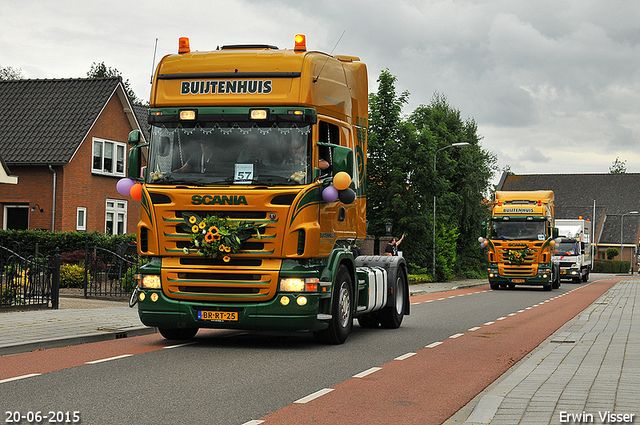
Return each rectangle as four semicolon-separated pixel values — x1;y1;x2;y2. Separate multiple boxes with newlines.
48;165;56;231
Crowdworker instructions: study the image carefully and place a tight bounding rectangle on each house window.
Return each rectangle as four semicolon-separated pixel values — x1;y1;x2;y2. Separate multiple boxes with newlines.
77;207;87;231
105;199;127;235
93;138;126;176
3;205;28;230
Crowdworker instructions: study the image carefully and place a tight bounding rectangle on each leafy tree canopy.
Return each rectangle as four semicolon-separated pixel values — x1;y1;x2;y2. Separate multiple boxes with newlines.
0;65;24;80
87;62;145;105
609;156;627;174
367;72;497;280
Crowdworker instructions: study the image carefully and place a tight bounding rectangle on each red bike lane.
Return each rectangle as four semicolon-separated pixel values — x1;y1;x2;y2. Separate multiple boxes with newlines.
257;279;618;425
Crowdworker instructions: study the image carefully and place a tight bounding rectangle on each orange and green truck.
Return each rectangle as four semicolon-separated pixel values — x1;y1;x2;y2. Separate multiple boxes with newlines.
126;35;409;344
485;190;560;291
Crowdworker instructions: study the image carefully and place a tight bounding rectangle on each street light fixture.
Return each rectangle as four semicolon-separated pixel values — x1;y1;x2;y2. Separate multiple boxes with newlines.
433;142;470;278
621;211;638;265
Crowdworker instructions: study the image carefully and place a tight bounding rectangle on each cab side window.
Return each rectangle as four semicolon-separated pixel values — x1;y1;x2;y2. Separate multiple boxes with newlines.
318;121;339;175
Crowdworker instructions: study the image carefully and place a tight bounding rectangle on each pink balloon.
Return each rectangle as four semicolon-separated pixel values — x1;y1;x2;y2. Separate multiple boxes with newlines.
116;178;135;196
322;185;339;203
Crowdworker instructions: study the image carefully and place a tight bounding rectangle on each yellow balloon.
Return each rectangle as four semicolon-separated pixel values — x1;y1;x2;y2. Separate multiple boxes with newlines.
333;172;351;191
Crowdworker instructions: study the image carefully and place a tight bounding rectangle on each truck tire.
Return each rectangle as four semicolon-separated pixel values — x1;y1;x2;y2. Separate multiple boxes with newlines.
582;270;589;282
314;266;353;344
379;270;406;329
159;327;198;340
552;264;561;289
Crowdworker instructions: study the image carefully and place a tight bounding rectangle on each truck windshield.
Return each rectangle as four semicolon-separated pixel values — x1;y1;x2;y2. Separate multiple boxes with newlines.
491;220;547;241
146;122;312;186
555;241;578;255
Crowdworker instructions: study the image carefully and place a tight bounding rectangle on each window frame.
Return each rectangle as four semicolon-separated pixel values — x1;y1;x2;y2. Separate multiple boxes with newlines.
76;207;87;231
105;199;127;235
92;137;126;177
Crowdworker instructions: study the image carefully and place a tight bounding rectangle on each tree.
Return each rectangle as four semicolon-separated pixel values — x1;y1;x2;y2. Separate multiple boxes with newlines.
606;247;619;260
87;62;145;105
367;72;497;280
609;156;627;174
0;65;24;80
367;69;409;239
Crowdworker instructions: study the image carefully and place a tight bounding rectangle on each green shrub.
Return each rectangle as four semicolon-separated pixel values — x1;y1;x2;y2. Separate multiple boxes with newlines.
59;263;87;288
593;259;630;273
121;266;137;292
606;248;619;260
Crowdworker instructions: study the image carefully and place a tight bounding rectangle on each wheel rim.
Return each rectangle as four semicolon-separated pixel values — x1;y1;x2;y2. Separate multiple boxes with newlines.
338;283;351;327
395;276;404;314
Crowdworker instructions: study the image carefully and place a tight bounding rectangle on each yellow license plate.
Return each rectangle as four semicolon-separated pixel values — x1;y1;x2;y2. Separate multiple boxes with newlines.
198;311;238;322
560;270;567;274
511;279;525;283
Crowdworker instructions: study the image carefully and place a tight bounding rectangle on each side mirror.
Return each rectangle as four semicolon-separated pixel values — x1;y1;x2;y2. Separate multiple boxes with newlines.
128;146;143;181
128;130;141;146
552;227;559;239
331;145;354;176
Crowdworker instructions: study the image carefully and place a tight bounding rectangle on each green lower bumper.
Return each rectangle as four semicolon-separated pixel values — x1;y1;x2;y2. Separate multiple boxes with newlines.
137;289;328;332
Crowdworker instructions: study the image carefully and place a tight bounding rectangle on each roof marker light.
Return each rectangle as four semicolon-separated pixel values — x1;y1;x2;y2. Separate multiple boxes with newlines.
179;37;191;54
294;34;306;52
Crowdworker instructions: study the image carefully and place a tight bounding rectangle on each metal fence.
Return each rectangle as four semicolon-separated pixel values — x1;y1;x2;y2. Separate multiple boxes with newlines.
84;242;139;298
0;243;60;309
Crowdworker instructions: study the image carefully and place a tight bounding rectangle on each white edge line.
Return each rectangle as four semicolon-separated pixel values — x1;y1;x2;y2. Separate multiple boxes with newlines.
164;342;198;349
395;352;417;361
0;373;42;384
468;326;482;331
353;367;382;378
426;341;443;348
449;333;464;339
86;354;133;364
294;388;334;404
484;321;495;326
241;421;265;425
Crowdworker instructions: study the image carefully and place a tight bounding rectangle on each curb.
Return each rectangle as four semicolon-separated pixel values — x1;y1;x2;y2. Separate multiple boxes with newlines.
0;326;157;357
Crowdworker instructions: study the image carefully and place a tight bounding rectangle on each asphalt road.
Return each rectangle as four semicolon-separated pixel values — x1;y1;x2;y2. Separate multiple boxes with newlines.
0;278;617;425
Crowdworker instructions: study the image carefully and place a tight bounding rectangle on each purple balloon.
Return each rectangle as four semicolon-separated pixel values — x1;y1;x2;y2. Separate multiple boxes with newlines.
116;178;135;196
322;185;339;203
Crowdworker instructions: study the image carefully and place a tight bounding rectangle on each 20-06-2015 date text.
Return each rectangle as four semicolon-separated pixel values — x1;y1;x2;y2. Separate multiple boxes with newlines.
5;411;80;424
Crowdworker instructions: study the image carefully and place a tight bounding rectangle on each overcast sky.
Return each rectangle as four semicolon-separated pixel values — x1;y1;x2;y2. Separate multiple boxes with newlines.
2;0;639;185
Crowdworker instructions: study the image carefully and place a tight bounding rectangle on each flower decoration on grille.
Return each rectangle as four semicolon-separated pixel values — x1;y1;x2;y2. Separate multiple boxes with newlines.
507;247;534;265
179;213;265;260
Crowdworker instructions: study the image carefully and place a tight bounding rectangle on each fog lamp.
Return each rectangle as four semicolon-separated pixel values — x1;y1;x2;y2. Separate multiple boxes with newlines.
280;296;290;306
138;292;146;302
150;293;159;302
297;296;308;306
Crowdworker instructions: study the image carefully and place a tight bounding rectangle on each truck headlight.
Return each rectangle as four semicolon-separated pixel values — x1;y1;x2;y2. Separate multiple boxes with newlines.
141;274;162;289
279;277;319;292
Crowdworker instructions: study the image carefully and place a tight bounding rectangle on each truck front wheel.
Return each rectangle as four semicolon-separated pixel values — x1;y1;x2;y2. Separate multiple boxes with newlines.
314;266;353;344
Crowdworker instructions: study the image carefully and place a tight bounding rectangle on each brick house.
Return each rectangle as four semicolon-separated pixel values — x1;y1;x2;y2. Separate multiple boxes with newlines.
0;77;147;234
497;172;640;269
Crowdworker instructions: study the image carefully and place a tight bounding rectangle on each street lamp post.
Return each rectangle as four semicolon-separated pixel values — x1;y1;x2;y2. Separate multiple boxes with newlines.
432;142;470;278
621;211;638;270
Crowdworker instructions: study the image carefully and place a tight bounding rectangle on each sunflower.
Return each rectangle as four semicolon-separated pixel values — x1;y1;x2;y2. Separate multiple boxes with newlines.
224;245;231;253
219;244;226;252
191;225;199;233
223;255;231;262
208;226;219;235
199;221;206;229
189;216;197;224
205;232;215;243
212;233;221;241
